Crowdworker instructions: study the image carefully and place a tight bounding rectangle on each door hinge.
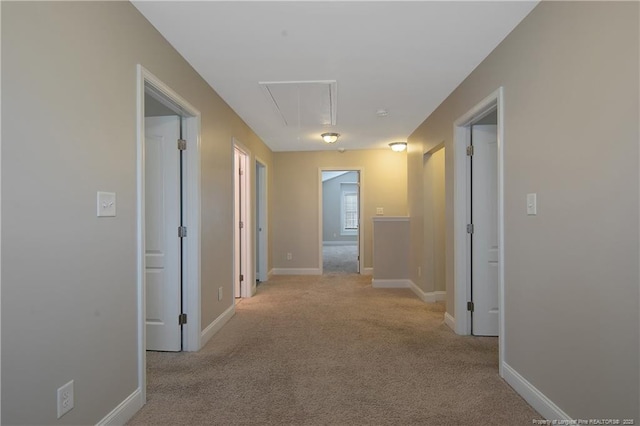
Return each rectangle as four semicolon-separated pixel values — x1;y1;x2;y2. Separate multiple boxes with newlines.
467;301;474;312
178;226;187;238
178;313;187;325
239;221;244;229
467;223;474;234
240;274;244;282
466;145;474;156
239;168;244;176
178;139;187;151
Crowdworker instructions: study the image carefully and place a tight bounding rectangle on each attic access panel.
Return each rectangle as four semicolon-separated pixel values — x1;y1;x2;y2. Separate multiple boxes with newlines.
259;80;337;127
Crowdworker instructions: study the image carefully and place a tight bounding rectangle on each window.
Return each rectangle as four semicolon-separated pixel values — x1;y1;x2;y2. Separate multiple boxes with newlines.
341;185;358;235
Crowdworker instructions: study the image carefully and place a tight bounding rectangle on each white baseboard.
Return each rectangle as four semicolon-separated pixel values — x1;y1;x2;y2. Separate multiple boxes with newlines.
502;362;570;421
408;281;446;303
372;279;411;288
444;312;455;330
271;268;321;275
96;387;144;426
361;267;373;276
200;303;235;347
323;241;358;246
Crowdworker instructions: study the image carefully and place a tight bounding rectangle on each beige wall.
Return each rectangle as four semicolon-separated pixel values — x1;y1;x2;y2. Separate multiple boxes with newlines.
408;1;639;419
1;2;272;424
420;148;446;293
372;218;410;280
273;150;407;271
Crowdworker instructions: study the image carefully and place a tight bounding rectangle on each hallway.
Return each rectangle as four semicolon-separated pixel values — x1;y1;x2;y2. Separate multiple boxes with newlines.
130;275;538;425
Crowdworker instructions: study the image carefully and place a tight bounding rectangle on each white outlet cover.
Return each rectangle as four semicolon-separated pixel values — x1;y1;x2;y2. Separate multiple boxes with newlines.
57;380;74;418
97;191;116;217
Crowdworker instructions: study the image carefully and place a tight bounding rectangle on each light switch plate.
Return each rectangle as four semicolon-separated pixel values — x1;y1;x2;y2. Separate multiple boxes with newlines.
97;192;116;217
526;193;537;216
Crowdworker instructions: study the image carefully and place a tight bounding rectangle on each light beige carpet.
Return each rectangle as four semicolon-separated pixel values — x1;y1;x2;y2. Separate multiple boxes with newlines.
128;274;539;425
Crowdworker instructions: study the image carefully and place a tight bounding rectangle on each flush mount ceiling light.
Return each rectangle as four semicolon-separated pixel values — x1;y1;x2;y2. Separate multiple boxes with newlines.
321;132;340;144
376;108;389;117
389;142;407;152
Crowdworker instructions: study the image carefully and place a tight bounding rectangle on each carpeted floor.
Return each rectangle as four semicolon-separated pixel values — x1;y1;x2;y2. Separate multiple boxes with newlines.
323;244;358;274
129;274;539;425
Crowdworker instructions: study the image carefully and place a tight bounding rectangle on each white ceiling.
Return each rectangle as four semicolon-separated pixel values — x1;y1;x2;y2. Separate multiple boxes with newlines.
133;1;537;152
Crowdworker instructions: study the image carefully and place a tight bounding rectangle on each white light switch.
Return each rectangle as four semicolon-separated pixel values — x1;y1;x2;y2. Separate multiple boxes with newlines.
376;207;384;215
526;193;537;216
97;192;116;217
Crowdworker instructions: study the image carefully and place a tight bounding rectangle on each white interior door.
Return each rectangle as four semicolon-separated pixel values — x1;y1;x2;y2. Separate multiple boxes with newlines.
471;124;499;336
234;147;250;298
145;116;182;351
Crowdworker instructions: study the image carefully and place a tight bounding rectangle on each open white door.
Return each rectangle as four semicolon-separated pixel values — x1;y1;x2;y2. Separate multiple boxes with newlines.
145;116;182;351
234;144;251;297
471;124;499;336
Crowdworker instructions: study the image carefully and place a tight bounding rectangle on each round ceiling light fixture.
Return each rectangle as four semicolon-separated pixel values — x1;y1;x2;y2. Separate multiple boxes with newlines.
321;132;340;144
389;142;407;152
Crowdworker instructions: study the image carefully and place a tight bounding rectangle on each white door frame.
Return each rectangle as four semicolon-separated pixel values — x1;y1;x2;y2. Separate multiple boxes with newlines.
233;139;254;297
452;87;505;375
255;157;268;282
318;167;364;274
136;65;202;402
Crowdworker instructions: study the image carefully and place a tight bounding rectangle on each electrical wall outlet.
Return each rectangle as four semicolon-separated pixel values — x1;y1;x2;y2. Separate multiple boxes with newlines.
218;287;223;301
376;207;384;215
286;252;292;260
57;380;74;418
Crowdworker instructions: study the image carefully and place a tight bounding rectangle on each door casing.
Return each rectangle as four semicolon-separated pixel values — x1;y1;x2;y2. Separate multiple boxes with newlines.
452;87;505;375
136;65;202;403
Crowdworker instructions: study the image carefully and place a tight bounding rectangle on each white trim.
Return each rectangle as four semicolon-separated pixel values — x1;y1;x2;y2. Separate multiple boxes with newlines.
271;268;322;275
371;279;411;288
323;241;358;246
182;113;202;353
408;282;446;303
502;363;570;421
136;65;203;404
372;216;410;222
361;267;373;276
452;88;505;377
444;312;456;331
200;304;236;347
95;388;144;426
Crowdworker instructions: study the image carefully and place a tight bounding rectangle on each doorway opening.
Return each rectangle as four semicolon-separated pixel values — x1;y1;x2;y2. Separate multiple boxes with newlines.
255;158;268;283
137;65;202;401
320;169;361;274
453;87;504;373
233;140;254;298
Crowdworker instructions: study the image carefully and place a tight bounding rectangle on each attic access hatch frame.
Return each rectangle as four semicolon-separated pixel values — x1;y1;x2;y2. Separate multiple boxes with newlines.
259;80;337;127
